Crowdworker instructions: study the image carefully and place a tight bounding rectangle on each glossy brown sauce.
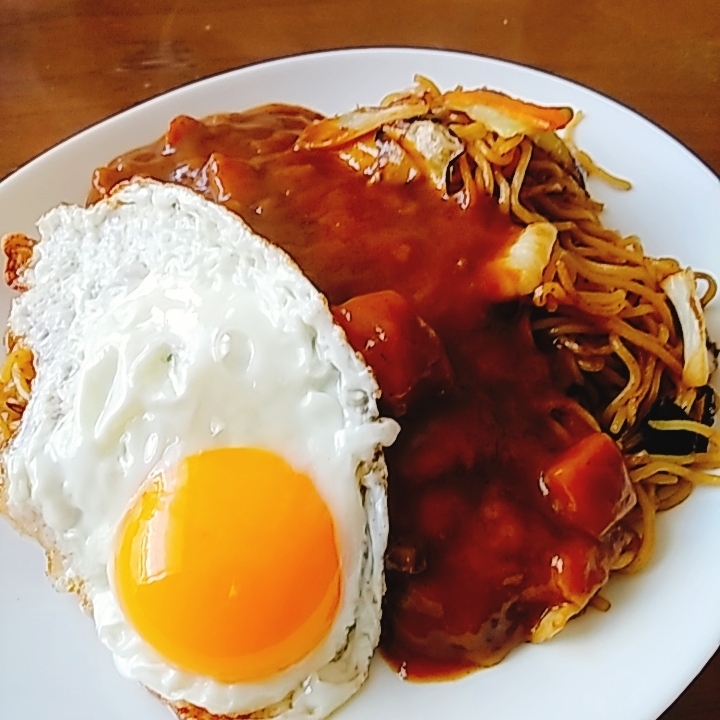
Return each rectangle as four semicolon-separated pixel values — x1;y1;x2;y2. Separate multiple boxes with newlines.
90;105;632;678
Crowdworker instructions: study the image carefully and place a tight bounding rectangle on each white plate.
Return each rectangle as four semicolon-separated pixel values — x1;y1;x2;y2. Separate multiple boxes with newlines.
1;48;719;720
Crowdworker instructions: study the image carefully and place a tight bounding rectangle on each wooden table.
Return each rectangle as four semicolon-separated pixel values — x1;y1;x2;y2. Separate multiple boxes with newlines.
1;2;718;718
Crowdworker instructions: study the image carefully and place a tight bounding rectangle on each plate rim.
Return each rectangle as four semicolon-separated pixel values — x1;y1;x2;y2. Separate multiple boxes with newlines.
1;45;719;720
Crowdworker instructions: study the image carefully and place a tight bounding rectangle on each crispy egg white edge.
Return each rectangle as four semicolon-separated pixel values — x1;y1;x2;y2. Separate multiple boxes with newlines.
0;179;400;718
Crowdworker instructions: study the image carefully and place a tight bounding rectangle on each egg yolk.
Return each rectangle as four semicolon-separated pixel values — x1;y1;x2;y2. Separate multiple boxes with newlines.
113;447;342;683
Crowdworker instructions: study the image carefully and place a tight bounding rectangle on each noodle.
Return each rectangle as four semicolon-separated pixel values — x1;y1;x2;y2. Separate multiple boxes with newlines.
589;594;611;612
574;149;633;191
510;140;545;225
622;481;656;574
656;480;693;511
494;168;511;214
0;342;35;446
562;110;632;190
695;271;717;306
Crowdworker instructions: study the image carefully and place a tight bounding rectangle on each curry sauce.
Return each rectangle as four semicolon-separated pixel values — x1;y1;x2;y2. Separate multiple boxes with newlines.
90;105;634;678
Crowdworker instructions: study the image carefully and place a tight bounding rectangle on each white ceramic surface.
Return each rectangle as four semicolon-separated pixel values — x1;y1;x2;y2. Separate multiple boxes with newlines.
1;48;719;720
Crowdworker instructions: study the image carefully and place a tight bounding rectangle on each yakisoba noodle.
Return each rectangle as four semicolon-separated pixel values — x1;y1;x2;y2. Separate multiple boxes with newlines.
0;338;34;445
518;130;719;576
1;77;717;609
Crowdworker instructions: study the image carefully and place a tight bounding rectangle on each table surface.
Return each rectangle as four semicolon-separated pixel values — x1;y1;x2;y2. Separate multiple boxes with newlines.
1;1;719;718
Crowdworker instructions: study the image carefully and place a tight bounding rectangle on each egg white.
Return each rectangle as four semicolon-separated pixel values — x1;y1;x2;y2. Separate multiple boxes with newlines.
1;180;399;718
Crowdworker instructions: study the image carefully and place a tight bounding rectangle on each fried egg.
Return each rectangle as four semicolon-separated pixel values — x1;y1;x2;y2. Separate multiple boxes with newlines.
1;180;399;717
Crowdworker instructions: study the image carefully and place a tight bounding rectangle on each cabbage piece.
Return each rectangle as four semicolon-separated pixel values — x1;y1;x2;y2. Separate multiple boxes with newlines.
661;269;710;388
394;120;464;191
296;102;429;150
338;137;418;184
496;221;558;298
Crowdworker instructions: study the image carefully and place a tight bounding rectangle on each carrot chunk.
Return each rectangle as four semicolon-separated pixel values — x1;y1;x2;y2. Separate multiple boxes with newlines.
540;433;636;538
333;290;452;416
